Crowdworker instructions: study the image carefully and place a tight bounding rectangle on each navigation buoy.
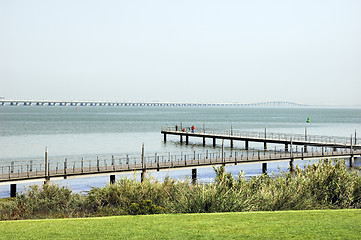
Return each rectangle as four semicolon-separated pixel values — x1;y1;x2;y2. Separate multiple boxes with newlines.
306;116;310;123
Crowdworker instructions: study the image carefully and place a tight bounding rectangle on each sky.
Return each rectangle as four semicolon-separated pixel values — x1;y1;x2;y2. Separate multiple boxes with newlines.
0;0;360;105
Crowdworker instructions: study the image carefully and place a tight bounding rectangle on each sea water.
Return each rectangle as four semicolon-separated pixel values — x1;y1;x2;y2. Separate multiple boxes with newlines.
0;106;360;197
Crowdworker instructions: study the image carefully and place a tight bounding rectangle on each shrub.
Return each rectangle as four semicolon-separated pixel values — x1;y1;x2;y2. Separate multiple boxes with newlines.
129;200;165;215
0;159;360;220
3;184;84;220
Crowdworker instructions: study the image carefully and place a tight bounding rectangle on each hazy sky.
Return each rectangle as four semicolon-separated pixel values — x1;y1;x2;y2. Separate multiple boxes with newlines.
1;0;360;105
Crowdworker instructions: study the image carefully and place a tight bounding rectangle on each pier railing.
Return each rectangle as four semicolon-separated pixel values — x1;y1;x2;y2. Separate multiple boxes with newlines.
161;126;360;146
1;148;360;182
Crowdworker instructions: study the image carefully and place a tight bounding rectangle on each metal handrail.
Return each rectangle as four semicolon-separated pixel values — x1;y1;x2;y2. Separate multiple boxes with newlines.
162;126;360;146
1;149;360;180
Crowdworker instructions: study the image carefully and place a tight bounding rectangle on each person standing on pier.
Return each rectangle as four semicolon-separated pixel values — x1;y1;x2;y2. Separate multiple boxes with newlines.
192;125;195;133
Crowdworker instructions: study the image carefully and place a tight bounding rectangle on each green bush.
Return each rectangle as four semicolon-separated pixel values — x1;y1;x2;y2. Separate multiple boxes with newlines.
129;200;165;215
0;159;360;220
0;184;84;220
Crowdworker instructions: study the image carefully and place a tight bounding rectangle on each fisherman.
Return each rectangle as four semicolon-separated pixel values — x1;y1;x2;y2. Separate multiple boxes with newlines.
192;125;195;133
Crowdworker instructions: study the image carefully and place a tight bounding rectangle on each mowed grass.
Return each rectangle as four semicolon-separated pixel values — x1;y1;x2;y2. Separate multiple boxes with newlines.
0;209;360;239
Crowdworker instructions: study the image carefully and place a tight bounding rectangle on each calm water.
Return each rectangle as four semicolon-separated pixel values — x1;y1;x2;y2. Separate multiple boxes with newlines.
0;106;360;197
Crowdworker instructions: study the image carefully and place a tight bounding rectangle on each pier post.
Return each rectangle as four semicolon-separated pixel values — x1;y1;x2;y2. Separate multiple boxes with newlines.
156;153;159;171
285;144;289;152
44;178;50;185
245;140;249;150
222;140;225;166
10;184;16;197
112;155;115;171
110;175;115;184
203;137;206;146
350;155;354;168
304;127;308;153
290;159;295;173
45;147;49;178
264;142;267;150
141;170;146;183
141;143;145;169
186;135;189;145
350;137;354;167
230;140;234;148
64;158;67;179
264;127;267;140
262;162;267;174
163;133;167;142
355;130;357;145
192;168;197;185
213;138;216;147
180;135;183;144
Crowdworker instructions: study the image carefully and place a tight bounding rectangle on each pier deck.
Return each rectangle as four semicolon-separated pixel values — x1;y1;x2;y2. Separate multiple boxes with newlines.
1;149;360;184
161;127;361;150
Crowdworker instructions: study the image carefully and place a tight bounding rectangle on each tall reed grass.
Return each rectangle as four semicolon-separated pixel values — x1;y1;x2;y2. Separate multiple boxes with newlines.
1;159;360;220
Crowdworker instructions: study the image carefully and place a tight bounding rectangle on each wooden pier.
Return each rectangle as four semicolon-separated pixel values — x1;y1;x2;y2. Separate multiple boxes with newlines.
1;128;360;197
161;126;360;151
1;148;360;196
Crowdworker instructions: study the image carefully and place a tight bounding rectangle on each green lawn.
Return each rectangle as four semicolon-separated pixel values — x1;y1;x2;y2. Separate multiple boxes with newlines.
0;209;360;239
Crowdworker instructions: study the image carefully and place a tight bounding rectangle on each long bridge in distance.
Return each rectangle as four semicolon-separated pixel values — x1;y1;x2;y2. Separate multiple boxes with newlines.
1;99;307;107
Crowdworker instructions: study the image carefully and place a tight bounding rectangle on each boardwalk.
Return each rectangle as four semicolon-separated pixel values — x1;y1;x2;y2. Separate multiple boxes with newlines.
161;126;361;150
1;148;360;184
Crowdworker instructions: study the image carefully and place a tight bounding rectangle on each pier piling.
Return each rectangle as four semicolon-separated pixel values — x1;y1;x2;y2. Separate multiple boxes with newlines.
141;170;146;182
350;156;354;168
44;178;50;184
10;184;16;197
262;162;267;174
192;168;197;184
110;175;115;184
290;159;295;172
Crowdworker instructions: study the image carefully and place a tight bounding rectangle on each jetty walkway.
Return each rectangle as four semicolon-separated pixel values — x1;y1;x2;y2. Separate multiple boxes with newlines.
161;126;360;151
1;147;360;197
